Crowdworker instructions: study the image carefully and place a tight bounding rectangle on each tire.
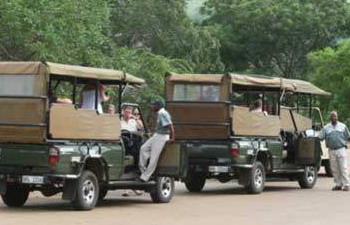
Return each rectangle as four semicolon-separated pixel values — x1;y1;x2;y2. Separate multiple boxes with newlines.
324;161;333;177
71;170;99;210
184;172;206;192
298;166;317;189
150;176;174;203
245;161;265;194
1;184;29;207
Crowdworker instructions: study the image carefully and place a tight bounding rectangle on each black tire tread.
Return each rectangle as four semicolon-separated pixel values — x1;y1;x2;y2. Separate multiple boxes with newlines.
184;172;206;192
1;184;29;207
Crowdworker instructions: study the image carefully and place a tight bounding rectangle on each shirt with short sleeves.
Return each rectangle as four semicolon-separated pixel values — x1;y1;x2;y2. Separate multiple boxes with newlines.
121;119;138;133
155;108;172;134
319;122;350;149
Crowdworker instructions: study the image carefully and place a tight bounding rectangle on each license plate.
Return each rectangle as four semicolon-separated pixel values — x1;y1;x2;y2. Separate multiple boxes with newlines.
208;166;230;173
22;175;44;184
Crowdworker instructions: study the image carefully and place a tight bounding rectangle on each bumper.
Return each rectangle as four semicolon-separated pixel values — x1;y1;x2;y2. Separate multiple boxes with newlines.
0;173;80;185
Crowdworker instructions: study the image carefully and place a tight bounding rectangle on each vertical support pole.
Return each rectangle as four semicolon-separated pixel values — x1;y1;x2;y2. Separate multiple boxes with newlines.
278;89;281;116
72;77;77;105
296;93;299;112
118;83;122;114
309;94;312;118
246;87;250;107
95;80;100;111
262;88;265;111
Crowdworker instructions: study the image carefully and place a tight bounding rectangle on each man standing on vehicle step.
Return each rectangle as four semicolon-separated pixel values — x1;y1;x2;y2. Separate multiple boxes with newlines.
319;111;350;191
138;100;175;182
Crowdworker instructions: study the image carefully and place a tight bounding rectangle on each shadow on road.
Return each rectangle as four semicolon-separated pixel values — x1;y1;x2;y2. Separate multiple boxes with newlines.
0;196;155;212
175;184;300;196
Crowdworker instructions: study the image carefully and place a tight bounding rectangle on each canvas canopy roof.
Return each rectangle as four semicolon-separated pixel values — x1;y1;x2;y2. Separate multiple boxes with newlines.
0;61;145;85
166;73;224;84
167;72;330;96
230;73;283;89
280;78;330;96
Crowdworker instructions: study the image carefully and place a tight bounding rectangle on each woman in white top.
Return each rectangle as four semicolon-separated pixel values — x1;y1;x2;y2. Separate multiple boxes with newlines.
80;84;109;114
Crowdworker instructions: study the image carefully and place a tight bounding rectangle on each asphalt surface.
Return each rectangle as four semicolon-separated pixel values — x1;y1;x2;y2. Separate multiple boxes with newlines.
0;169;348;225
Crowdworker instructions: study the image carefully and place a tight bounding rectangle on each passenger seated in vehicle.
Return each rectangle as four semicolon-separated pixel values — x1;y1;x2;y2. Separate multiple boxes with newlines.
107;104;116;114
49;90;73;104
80;84;109;114
132;108;144;131
121;106;143;167
250;99;268;116
106;105;141;196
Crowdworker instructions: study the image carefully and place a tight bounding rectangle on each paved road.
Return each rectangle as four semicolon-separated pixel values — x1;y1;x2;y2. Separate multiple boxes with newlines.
0;170;348;225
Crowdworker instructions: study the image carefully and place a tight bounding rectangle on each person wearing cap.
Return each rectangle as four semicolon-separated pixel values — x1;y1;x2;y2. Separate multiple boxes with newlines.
138;100;175;182
319;111;350;191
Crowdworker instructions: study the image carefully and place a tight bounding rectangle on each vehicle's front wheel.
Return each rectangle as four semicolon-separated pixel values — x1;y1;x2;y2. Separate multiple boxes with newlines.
150;176;174;203
298;166;317;189
71;170;99;210
245;161;265;194
184;172;206;192
1;184;29;207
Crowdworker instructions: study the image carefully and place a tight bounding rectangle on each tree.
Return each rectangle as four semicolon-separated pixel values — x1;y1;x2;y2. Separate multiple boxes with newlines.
111;48;193;110
0;0;195;110
202;0;350;78
110;0;223;72
0;0;112;66
308;39;350;125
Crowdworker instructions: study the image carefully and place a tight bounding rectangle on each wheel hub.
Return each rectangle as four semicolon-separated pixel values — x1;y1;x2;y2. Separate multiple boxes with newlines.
254;168;263;188
82;180;95;205
160;177;172;197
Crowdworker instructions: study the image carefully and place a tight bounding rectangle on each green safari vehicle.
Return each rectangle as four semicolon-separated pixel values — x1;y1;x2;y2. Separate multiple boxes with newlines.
161;73;329;194
0;62;175;210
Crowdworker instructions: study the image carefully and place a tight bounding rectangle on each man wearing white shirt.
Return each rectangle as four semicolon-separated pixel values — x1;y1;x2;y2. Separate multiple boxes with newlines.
319;111;350;191
138;100;175;182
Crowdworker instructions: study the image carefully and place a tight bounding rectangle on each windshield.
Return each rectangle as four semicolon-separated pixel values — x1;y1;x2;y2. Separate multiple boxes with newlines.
173;84;220;102
0;75;37;96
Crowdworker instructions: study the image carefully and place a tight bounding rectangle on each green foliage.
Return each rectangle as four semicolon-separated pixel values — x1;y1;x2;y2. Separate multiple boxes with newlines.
111;0;223;72
1;0;350;122
202;0;350;78
0;0;112;66
0;0;196;112
186;0;207;22
308;39;350;125
110;48;193;110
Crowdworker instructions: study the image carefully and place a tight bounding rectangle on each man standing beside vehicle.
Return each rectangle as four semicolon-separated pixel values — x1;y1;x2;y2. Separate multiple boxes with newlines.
138;100;175;182
319;111;350;191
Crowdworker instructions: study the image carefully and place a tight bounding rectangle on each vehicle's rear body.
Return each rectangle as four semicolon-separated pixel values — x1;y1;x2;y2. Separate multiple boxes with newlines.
0;62;47;144
162;72;323;194
0;62;176;210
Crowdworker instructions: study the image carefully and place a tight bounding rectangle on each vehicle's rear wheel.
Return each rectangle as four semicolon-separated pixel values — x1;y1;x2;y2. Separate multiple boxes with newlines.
150;176;174;203
71;170;99;210
324;160;333;177
1;184;29;207
298;166;317;189
184;172;206;192
245;161;265;194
